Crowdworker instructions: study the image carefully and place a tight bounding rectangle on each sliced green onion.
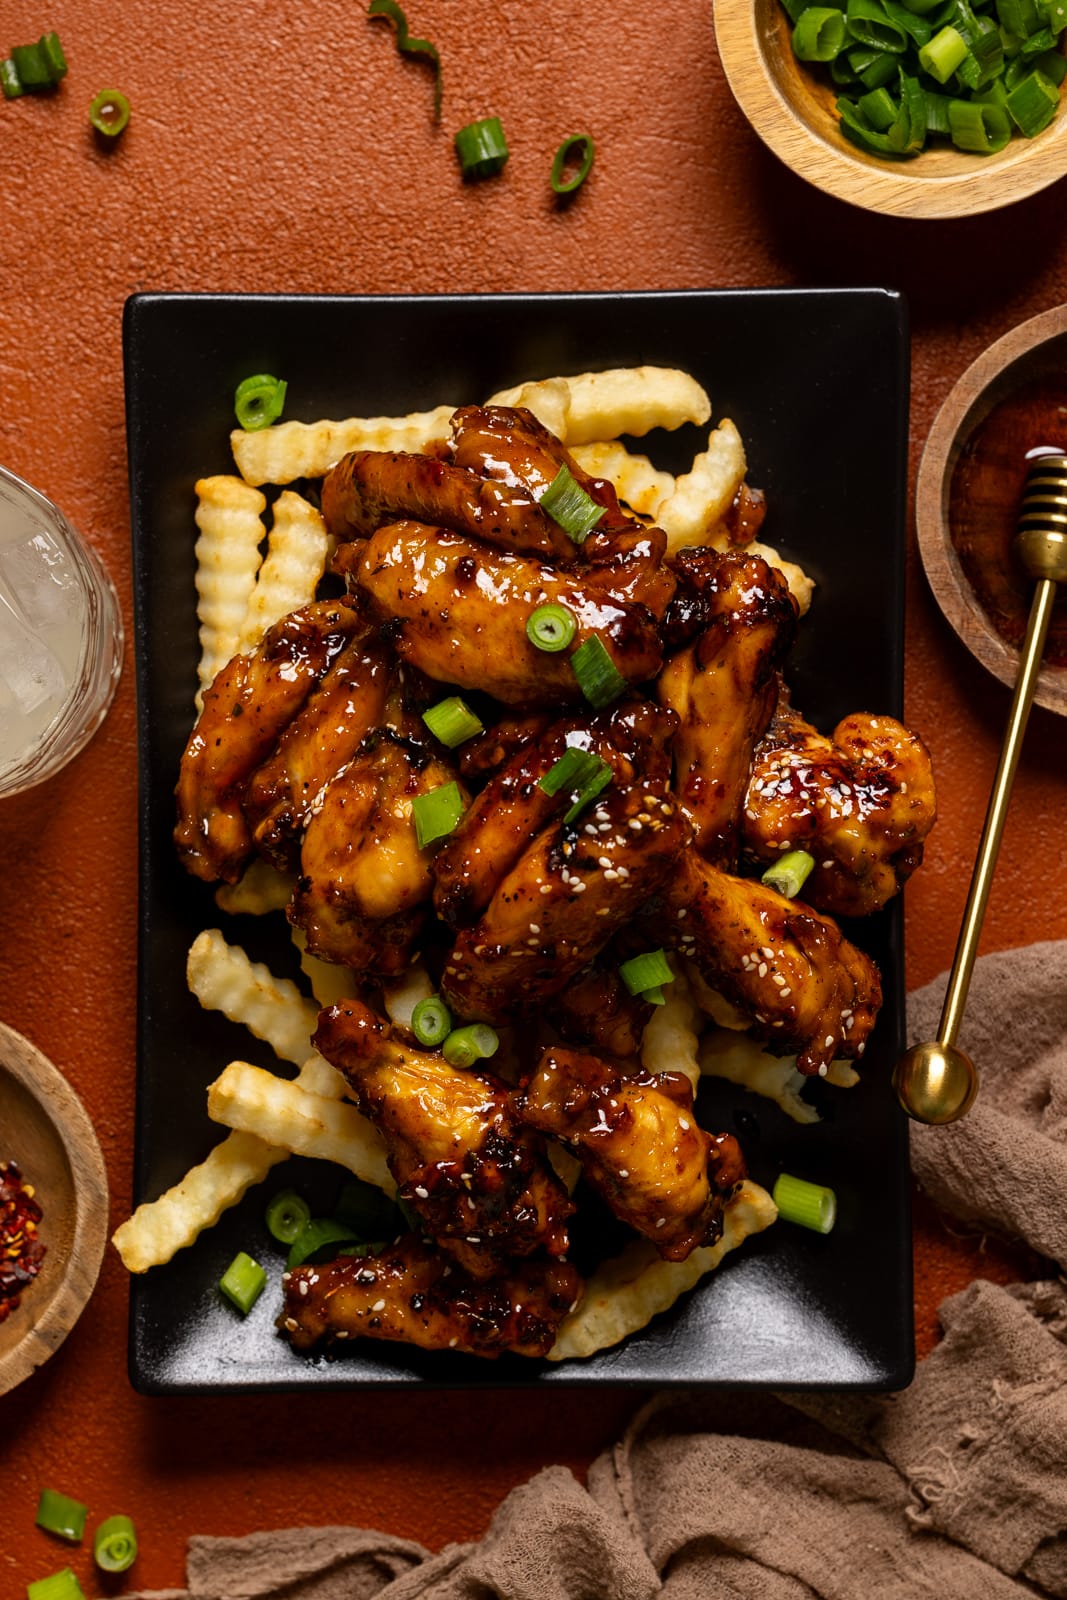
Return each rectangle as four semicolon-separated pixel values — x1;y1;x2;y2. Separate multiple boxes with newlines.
39;32;68;80
526;601;577;652
846;0;910;48
882;0;935;43
570;634;627;708
539;464;606;544
422;695;483;747
997;0;1041;33
619;948;675;998
234;372;286;431
956;15;1005;82
1032;45;1067;81
454;115;509;179
550;133;595;194
367;0;442;121
441;1023;499;1068
334;1177;403;1239
93;1515;138;1575
218;1250;267;1314
949;93;1013;144
918;23;970;75
855;48;900;85
264;1188;312;1245
411;780;464;849
858;84;900;126
88;88;130;137
27;1571;85;1600
1038;0;1067;31
286;1217;362;1270
761;849;817;898
1006;64;1060;129
11;41;51;89
35;1490;88;1543
411;994;452;1047
538;747;614;822
837;94;900;152
794;6;848;57
1;59;22;97
773;1172;838;1233
641;985;667;1005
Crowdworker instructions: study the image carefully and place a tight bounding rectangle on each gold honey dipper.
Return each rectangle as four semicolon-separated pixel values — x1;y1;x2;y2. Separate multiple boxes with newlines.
894;452;1067;1125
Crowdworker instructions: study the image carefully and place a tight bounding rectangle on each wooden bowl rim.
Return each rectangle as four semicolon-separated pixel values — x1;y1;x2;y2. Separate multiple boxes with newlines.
0;1021;109;1396
915;302;1067;718
713;0;1067;219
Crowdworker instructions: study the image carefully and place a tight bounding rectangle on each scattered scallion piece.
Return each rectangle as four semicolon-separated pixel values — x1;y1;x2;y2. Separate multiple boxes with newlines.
286;1217;362;1270
88;88;130;138
1007;65;1060;131
772;1172;838;1234
538;746;614;823
411;780;464;849
948;95;1012;148
619;948;675;1000
234;372;287;431
218;1250;267;1314
367;0;442;121
93;1515;138;1575
27;1571;85;1600
11;41;52;89
761;848;817;899
441;1022;499;1068
411;994;452;1047
526;601;577;652
569;634;626;708
264;1188;312;1245
422;695;483;747
1;59;22;97
39;31;66;80
918;23;969;79
454;115;509;179
550;132;595;194
35;1489;88;1544
539;464;606;544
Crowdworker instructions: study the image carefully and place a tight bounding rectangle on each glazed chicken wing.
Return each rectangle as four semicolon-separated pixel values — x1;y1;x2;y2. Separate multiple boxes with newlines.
241;631;392;871
656;550;797;863
441;781;689;1024
742;701;937;917
647;848;882;1075
174;598;364;884
280;1233;582;1359
519;1046;747;1260
290;721;458;975
354;522;663;710
320;447;576;563
312;1001;574;1278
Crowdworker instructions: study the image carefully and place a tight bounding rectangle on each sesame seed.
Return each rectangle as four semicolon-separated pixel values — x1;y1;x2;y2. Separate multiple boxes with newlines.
773;973;786;986
598;856;612;868
677;908;687;920
284;1316;299;1332
604;869;619;881
637;812;652;824
540;884;552;894
415;1185;429;1198
822;860;833;869
372;1298;386;1312
618;1168;629;1178
449;1337;458;1348
569;1298;580;1313
761;946;774;959
572;880;587;894
629;818;643;832
467;1236;481;1244
780;987;791;998
818;1063;828;1078
857;1042;865;1055
598;822;612;833
679;1118;690;1131
758;962;768;978
336;1329;349;1338
824;1035;834;1049
299;1280;309;1296
655;1217;666;1228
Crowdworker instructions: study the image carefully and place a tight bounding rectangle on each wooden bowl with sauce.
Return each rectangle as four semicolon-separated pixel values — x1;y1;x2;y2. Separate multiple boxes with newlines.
0;1022;108;1396
713;0;1067;219
917;304;1067;718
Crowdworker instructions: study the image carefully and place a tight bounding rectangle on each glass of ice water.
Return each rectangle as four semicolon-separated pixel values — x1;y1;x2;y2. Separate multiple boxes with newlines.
0;465;123;797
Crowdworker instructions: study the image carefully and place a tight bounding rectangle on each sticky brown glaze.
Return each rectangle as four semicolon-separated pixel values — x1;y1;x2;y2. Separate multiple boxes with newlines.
742;700;937;918
441;781;690;1024
321;448;576;563
455;712;554;781
242;631;392;871
646;848;882;1075
656;551;798;865
289;725;456;974
722;481;768;547
552;959;654;1059
279;1233;582;1359
174;599;364;884
432;698;676;929
451;403;676;617
353;521;662;709
519;1047;746;1260
312;1001;573;1279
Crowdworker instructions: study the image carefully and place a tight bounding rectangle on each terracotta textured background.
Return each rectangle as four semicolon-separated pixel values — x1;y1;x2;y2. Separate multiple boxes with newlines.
1;0;1065;1592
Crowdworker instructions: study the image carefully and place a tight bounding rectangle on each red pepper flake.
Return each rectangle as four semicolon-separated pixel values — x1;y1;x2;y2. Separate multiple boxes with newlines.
0;1159;46;1324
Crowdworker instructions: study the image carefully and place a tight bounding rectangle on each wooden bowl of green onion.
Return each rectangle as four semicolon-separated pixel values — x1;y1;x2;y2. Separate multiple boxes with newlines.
714;0;1067;217
0;1023;109;1396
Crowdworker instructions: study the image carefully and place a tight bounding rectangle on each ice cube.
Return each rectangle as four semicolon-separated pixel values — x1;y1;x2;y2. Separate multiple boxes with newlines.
0;530;75;629
0;589;64;716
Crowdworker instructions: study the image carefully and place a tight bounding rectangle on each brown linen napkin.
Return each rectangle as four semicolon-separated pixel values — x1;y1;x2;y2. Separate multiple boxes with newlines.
907;939;1067;1268
124;944;1067;1600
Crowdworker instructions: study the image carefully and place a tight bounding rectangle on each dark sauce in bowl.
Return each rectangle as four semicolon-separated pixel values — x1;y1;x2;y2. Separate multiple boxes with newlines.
948;375;1067;670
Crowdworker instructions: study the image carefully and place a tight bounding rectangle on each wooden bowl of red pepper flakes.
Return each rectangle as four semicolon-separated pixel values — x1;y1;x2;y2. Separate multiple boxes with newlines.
0;1021;108;1396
